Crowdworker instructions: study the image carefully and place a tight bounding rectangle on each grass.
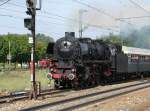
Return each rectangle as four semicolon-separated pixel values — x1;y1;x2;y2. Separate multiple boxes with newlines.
0;69;52;92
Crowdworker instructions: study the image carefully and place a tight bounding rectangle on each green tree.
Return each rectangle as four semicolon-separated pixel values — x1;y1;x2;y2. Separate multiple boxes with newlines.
0;33;54;68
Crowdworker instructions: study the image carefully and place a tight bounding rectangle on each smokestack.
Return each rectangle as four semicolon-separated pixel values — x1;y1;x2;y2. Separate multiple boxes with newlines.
65;32;75;37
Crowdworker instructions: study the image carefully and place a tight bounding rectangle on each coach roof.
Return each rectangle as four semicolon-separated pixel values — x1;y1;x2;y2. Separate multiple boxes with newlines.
122;46;150;56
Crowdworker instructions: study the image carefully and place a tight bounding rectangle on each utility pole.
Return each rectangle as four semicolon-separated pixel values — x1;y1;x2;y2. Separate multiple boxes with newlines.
79;9;87;38
8;32;11;71
24;0;41;99
8;39;11;70
120;4;123;45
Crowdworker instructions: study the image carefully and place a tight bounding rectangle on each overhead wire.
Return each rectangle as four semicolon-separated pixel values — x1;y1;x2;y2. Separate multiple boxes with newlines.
0;25;61;36
0;7;74;24
3;13;118;32
0;2;63;37
72;0;115;19
0;7;25;14
7;2;25;8
0;0;122;34
2;0;150;37
0;14;13;17
0;11;142;31
0;12;77;32
0;24;62;37
129;0;150;15
0;6;76;27
1;2;79;23
0;0;11;6
1;2;119;32
0;25;25;30
117;16;150;20
42;10;119;30
0;13;74;28
42;10;79;23
72;0;136;26
40;10;120;31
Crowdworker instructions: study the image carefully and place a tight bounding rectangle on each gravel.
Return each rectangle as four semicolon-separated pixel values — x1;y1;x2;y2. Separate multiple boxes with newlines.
0;79;149;111
77;88;150;111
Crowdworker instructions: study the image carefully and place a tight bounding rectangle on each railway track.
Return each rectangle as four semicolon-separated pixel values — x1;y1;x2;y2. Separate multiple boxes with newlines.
0;89;71;104
19;81;150;111
0;91;28;104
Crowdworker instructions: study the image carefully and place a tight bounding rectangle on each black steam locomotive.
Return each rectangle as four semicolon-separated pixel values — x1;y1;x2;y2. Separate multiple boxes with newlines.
47;32;150;88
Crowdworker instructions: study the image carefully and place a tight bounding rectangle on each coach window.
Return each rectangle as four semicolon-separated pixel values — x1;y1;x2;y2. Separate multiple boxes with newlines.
143;56;145;62
144;56;146;62
131;54;136;63
140;56;142;62
145;56;149;62
130;54;133;62
128;54;131;62
128;54;131;57
147;56;149;62
141;56;145;62
139;55;142;62
148;56;150;62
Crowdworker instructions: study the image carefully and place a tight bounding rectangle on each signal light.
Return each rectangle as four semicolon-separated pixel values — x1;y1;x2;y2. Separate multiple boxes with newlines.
26;0;37;9
24;18;32;30
26;8;32;15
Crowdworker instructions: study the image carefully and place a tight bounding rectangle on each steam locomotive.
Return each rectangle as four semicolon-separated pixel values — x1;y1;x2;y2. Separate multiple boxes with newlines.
47;32;150;88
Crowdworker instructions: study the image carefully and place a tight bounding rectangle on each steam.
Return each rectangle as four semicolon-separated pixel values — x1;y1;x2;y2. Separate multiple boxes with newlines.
66;0;150;48
123;25;150;49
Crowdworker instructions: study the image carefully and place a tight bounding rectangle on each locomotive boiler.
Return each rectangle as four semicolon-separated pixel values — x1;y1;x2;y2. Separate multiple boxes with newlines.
47;32;150;88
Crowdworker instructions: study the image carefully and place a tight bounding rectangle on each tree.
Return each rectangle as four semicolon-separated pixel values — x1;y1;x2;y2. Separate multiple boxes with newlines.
0;33;54;68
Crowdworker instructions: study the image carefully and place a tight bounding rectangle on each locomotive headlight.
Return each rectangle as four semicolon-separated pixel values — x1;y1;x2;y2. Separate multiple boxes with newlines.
50;68;54;71
68;73;75;80
63;41;71;48
71;68;76;72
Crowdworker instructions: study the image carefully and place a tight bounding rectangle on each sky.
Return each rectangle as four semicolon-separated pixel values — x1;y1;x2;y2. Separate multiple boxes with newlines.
0;0;150;41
